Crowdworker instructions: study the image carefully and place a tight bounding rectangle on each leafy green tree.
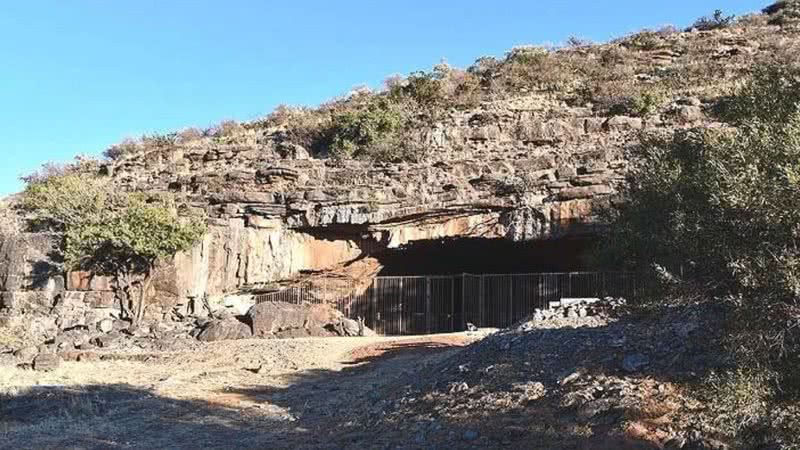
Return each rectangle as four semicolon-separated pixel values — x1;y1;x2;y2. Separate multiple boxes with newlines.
23;175;205;324
22;174;108;228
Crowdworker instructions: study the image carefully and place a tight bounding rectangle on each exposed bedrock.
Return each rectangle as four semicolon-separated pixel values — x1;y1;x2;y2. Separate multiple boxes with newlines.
3;96;679;311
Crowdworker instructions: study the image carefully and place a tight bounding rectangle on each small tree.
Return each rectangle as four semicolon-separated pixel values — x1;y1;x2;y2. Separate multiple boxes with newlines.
690;9;736;31
23;175;206;324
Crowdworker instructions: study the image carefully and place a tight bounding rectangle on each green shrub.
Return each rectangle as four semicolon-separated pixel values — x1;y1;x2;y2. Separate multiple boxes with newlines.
765;1;800;26
103;138;140;160
23;174;206;324
394;71;444;109
22;174;109;229
598;64;800;398
690;10;736;31
328;98;403;160
703;369;774;444
631;90;668;117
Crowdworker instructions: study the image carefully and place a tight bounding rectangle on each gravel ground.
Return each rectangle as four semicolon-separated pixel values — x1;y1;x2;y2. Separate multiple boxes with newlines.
0;332;486;450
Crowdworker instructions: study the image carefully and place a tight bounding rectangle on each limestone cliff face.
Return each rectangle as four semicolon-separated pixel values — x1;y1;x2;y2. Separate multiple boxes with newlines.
106;103;672;301
2;100;710;307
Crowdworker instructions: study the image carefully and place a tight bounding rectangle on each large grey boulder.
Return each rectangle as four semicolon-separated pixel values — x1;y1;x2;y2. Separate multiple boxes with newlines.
197;316;252;342
247;302;342;338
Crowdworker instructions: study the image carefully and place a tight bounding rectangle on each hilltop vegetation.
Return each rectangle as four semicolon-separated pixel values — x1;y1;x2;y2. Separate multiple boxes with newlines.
80;2;799;166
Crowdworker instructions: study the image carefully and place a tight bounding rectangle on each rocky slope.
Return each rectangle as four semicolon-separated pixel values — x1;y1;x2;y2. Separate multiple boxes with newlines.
2;3;800;339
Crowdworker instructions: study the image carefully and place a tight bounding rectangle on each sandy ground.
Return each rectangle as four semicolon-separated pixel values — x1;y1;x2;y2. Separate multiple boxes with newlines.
0;332;487;450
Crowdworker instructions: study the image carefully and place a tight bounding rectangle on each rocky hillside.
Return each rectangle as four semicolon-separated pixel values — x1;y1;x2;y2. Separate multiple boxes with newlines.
3;3;800;319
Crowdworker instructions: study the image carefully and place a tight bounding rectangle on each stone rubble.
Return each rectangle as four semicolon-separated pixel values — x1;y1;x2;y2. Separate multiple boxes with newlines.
344;299;732;448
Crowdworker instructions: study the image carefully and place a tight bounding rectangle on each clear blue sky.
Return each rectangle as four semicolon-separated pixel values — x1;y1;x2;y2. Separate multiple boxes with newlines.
0;1;766;196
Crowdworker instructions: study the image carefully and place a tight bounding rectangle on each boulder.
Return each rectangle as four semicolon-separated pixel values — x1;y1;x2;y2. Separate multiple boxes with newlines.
196;316;253;342
675;105;704;123
603;116;643;132
327;318;376;337
33;353;61;371
95;332;122;348
14;346;38;363
275;142;310;160
97;318;114;334
247;302;343;338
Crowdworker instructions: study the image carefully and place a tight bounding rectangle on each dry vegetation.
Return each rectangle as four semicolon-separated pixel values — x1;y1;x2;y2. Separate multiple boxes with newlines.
79;3;800;167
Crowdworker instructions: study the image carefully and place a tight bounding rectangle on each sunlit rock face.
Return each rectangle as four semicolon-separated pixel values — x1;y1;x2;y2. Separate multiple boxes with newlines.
118;107;628;300
6;75;714;307
2;105;633;306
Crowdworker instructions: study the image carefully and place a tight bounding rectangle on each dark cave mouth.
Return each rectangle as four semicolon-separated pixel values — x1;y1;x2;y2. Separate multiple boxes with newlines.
375;237;598;276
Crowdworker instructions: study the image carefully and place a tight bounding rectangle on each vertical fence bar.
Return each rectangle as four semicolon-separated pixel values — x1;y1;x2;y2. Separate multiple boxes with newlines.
508;275;514;327
399;278;404;335
479;274;484;328
450;276;455;332
372;277;378;335
461;274;466;332
425;277;431;335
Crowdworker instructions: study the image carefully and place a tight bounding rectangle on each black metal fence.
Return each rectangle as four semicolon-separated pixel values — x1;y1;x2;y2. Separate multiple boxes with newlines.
254;272;644;336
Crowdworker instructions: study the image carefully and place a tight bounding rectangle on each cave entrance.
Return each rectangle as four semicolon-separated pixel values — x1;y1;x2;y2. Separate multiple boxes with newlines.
375;237;597;276
257;236;644;335
346;237;637;335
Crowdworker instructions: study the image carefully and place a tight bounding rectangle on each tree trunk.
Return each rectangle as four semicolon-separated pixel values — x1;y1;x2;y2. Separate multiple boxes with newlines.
115;271;133;321
134;270;154;325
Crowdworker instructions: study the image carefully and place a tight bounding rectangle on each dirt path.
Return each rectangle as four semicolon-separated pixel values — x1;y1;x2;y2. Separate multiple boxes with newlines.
0;333;485;449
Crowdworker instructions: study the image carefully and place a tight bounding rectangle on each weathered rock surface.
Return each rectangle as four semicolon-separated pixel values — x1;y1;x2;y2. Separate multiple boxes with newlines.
32;353;61;371
197;316;252;342
248;302;342;338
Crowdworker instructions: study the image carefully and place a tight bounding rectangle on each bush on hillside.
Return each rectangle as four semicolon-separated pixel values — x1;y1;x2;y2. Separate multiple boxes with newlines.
21;156;101;186
765;1;800;26
599;63;800;397
599;63;800;444
328;97;403;160
176;127;204;144
690;10;736;31
103;133;177;159
397;71;444;109
499;46;581;93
